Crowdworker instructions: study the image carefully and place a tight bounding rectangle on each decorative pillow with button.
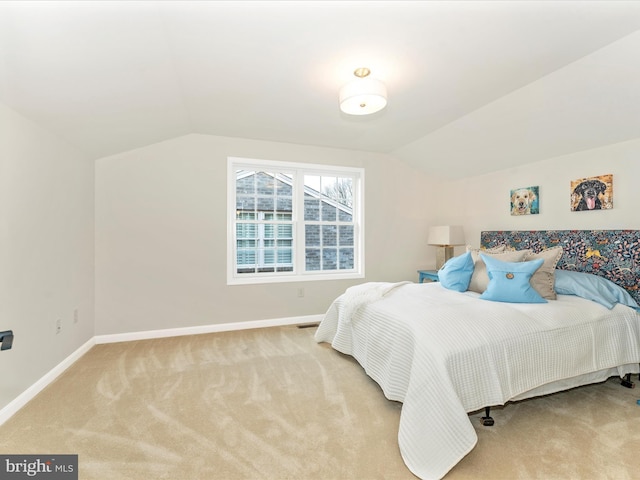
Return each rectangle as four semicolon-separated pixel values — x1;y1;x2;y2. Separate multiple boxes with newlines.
479;254;547;303
468;249;530;294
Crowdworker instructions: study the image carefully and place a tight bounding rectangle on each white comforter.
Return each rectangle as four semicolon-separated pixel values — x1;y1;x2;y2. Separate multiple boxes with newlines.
315;282;640;480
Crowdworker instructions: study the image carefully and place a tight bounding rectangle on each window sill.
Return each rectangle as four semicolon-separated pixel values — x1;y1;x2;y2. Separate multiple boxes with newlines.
227;271;365;285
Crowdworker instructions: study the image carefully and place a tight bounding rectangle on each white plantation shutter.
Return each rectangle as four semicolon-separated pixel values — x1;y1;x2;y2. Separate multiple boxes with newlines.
228;157;364;285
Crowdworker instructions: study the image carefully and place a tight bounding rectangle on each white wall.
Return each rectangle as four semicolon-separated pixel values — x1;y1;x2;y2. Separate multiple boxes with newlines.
0;102;94;410
95;134;436;335
95;133;640;338
437;138;640;248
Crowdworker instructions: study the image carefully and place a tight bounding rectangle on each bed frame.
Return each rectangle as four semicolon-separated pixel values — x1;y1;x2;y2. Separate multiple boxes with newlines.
478;229;640;425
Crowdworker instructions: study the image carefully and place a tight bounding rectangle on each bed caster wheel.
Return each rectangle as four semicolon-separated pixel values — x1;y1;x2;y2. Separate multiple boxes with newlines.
480;407;494;426
481;416;494;427
621;375;635;389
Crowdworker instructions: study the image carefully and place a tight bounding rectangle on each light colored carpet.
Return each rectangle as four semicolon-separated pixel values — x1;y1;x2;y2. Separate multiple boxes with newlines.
1;325;639;479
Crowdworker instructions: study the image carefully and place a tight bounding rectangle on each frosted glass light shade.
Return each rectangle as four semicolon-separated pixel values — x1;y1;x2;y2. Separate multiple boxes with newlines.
339;77;387;115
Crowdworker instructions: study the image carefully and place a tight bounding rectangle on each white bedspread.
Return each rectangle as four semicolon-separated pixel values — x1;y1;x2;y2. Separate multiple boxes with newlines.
315;282;640;480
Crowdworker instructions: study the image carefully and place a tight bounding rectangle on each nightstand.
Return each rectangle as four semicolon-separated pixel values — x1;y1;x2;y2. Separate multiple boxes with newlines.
418;270;439;283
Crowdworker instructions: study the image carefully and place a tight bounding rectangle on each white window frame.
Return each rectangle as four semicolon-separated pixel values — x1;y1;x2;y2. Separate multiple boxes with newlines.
227;157;365;285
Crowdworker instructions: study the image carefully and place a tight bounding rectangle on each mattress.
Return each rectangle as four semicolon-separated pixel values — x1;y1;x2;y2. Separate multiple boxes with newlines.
315;281;640;479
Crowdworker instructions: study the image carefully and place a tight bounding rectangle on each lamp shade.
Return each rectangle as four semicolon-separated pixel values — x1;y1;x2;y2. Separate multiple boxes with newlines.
427;226;465;246
339;76;387;115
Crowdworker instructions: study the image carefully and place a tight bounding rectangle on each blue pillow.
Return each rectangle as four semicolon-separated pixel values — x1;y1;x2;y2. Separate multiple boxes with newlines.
438;251;474;292
479;254;547;303
554;269;640;311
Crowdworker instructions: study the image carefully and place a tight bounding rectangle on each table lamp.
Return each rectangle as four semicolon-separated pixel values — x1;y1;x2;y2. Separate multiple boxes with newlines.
428;226;465;269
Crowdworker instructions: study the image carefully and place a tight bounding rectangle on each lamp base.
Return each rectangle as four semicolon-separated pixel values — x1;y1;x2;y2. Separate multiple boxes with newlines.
435;246;455;270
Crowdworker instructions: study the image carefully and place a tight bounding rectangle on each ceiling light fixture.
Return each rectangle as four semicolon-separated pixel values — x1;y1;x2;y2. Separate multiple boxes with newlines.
339;67;387;116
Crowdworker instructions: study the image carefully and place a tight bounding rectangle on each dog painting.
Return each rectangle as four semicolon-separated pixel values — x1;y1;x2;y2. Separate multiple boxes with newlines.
510;186;539;215
571;174;613;212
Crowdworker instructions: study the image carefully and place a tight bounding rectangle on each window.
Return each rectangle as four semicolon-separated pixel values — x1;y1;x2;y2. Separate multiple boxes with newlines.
228;157;364;284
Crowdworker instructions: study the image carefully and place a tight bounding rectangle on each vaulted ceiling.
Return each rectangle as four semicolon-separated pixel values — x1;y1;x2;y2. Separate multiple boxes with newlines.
1;1;639;178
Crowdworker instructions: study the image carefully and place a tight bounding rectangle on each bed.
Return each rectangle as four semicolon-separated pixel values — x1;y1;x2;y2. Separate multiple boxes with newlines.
315;230;640;480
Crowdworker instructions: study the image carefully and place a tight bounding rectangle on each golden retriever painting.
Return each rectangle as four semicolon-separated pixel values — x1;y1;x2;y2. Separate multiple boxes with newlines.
571;174;613;211
510;186;539;215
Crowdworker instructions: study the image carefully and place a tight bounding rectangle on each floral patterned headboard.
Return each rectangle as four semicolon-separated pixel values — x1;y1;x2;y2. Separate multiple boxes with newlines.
481;230;640;304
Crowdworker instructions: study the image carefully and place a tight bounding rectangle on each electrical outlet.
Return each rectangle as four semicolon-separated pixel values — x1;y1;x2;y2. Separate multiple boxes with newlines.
73;308;79;324
297;287;305;298
56;319;62;334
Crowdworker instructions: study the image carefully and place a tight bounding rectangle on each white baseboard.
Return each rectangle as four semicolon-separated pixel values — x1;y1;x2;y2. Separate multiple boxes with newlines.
0;337;96;426
0;314;323;425
94;314;324;344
